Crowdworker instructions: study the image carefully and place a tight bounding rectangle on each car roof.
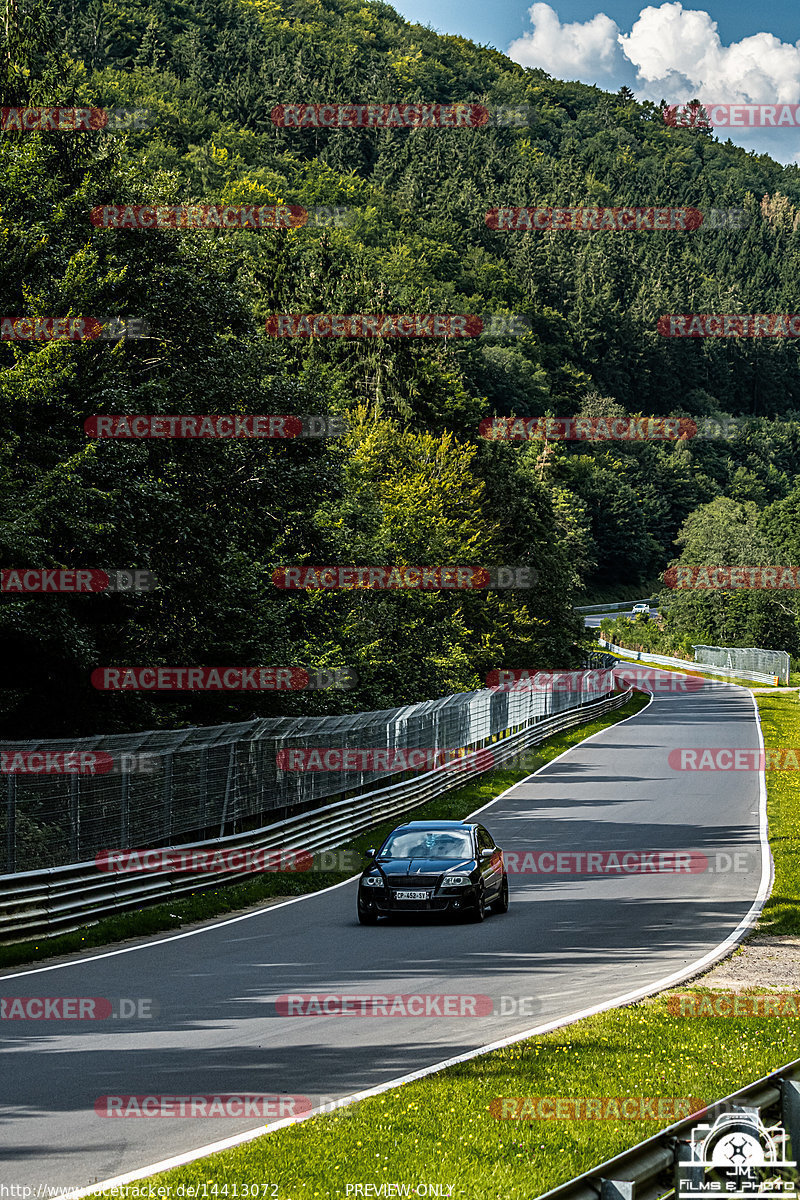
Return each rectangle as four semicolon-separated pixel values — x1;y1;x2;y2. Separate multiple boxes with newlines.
394;821;475;831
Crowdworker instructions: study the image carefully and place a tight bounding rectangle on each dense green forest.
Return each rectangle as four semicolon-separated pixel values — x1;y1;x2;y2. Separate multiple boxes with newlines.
3;0;800;736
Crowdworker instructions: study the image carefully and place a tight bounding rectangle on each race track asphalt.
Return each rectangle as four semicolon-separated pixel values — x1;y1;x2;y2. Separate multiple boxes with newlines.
0;677;767;1191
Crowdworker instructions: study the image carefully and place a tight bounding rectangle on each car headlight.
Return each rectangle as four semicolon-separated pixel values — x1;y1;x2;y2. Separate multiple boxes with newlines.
441;875;471;887
362;875;384;887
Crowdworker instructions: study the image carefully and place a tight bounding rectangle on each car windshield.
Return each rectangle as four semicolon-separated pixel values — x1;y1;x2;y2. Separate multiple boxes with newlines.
378;830;473;860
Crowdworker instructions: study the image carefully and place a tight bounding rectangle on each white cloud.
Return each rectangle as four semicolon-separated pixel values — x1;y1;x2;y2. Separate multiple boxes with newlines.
507;2;800;105
506;2;800;162
507;3;625;82
620;4;800;104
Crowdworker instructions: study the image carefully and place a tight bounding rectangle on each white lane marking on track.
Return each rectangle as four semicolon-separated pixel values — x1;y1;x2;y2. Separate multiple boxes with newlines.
1;690;647;979
54;686;774;1199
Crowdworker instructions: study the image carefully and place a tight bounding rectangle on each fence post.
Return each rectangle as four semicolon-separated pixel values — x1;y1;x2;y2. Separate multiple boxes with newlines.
219;743;235;838
70;774;80;861
782;1078;800;1161
120;769;130;848
163;753;173;844
6;775;15;873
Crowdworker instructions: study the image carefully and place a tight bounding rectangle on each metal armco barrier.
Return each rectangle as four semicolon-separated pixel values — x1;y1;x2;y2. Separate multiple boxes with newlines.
2;675;610;875
0;688;630;942
536;1057;800;1200
575;599;656;614
598;639;780;685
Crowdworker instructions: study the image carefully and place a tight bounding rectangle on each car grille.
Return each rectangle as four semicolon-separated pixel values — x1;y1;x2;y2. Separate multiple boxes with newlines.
388;875;441;889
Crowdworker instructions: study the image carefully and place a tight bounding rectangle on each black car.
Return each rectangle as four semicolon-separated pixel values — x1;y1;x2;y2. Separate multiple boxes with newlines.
357;819;509;924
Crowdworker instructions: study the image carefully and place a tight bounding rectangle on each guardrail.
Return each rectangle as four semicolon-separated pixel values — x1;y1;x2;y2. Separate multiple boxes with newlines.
575;600;656;614
598;640;780;685
693;644;791;686
0;688;631;943
537;1057;800;1200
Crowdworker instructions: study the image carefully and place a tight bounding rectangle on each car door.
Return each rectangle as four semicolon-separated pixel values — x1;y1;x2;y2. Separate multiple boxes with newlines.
477;826;502;897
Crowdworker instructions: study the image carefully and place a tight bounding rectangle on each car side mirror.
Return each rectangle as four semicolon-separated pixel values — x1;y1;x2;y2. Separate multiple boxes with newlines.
367;848;376;858
481;848;495;858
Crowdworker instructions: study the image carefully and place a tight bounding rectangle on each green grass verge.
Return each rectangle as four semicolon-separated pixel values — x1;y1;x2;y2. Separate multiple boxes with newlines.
0;693;647;972
84;688;800;1199
756;691;800;935
102;993;797;1200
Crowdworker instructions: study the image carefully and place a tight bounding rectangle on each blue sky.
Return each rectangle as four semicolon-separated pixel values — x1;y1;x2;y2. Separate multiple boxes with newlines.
391;0;800;164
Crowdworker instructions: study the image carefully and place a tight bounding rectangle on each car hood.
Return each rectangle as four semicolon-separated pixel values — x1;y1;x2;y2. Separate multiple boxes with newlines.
370;857;475;876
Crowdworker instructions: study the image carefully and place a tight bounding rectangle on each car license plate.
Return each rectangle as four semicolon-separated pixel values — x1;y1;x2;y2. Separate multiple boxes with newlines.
395;890;431;900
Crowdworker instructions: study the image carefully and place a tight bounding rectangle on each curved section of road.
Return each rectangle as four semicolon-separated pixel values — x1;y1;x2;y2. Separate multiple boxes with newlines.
583;608;660;627
0;677;769;1191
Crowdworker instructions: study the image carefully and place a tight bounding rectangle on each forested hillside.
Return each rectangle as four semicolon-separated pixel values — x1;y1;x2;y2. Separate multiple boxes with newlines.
3;0;800;735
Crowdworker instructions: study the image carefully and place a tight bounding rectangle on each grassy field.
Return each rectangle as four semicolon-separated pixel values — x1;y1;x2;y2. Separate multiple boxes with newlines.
755;691;800;935
82;688;800;1200
98;993;796;1200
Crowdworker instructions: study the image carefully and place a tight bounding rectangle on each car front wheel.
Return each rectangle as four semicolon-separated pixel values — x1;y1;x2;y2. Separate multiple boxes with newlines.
490;877;509;914
467;889;486;922
358;904;378;925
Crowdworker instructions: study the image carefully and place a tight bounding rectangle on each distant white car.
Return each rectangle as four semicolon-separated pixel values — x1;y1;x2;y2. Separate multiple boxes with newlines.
632;603;651;615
